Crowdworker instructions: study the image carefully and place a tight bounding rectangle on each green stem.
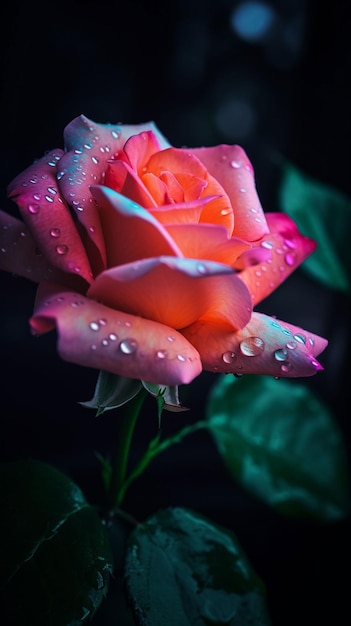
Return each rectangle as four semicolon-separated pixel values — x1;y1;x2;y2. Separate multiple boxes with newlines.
117;420;209;505
107;388;147;510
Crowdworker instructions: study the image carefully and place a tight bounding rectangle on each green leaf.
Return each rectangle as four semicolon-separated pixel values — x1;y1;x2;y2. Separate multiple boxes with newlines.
279;161;351;293
81;370;143;415
125;506;272;626
0;459;113;626
206;375;351;521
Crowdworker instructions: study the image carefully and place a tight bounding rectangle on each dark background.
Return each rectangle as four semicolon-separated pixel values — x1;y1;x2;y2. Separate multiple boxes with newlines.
1;0;350;624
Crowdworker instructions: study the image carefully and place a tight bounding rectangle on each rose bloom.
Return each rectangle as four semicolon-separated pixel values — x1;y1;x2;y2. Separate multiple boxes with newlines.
0;115;327;386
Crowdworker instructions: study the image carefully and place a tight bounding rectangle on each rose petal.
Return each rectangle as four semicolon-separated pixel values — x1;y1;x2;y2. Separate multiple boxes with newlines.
123;130;163;172
90;186;182;267
7;150;93;284
165;223;249;264
58;116;171;272
146;148;234;233
105;160;157;208
0;211;66;284
189;144;269;241
87;256;252;331
239;213;317;305
181;312;328;378
30;290;202;385
149;196;221;225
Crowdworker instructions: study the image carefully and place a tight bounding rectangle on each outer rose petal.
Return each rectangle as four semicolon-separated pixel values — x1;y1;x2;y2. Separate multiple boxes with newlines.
87;256;252;331
58;116;170;272
7;150;93;284
0;211;67;284
30;290;202;385
181;312;328;378
90;186;182;267
239;213;316;304
189;144;269;241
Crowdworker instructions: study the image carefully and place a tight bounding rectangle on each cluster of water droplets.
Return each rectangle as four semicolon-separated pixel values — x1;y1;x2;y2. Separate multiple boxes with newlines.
219;319;319;375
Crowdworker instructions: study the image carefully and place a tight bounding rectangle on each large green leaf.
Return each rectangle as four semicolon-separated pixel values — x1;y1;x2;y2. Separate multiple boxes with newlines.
125;506;272;625
279;162;351;293
206;375;350;521
0;459;113;625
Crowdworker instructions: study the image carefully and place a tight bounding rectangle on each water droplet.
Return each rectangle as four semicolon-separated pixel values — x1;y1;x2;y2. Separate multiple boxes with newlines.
274;348;288;362
111;129;120;139
240;187;247;193
47;186;57;195
240;337;265;356
28;203;40;214
101;339;109;346
220;207;231;215
91;156;99;164
222;351;237;363
50;228;61;237
167;335;175;342
286;341;297;350
55;244;68;255
177;354;186;361
281;362;293;373
284;252;295;266
156;349;168;359
119;338;138;354
261;240;273;249
197;263;207;274
89;321;100;331
294;333;306;344
230;159;241;168
109;333;118;341
33;193;41;201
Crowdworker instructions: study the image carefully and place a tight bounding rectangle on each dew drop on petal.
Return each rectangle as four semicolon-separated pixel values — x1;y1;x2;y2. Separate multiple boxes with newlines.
197;263;207;274
167;335;175;342
119;338;138;354
50;228;61;238
286;341;297;350
230;160;242;168
177;354;186;361
281;362;293;373
284;253;296;266
294;333;306;344
55;244;68;255
240;337;265;356
156;349;168;359
261;240;273;249
28;203;40;214
222;351;237;364
274;348;288;362
109;333;118;341
89;321;100;331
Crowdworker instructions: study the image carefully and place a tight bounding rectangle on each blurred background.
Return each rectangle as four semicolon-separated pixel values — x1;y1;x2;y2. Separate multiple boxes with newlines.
0;0;350;624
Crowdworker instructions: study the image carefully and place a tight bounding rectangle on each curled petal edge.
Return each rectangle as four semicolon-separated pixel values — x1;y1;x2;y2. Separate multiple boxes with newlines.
30;289;202;386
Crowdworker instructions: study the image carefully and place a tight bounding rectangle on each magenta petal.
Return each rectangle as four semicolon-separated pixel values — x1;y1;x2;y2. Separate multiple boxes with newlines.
90;185;182;267
0;211;67;283
239;212;317;305
30;291;202;385
181;312;328;378
7;150;93;284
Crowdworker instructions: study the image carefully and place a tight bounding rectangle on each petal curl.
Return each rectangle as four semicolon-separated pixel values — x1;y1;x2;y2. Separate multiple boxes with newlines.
165;223;249;264
58;116;170;272
181;312;328;378
30;290;202;385
239;213;316;304
105;160;157;208
7;150;93;284
189;144;269;241
146;148;234;233
90;186;182;267
87;256;252;331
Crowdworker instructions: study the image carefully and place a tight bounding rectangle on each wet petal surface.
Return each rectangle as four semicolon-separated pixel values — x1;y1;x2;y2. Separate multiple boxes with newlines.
182;312;327;377
30;290;202;385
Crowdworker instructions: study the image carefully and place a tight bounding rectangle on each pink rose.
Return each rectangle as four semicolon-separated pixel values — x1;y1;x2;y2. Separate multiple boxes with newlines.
0;115;327;385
